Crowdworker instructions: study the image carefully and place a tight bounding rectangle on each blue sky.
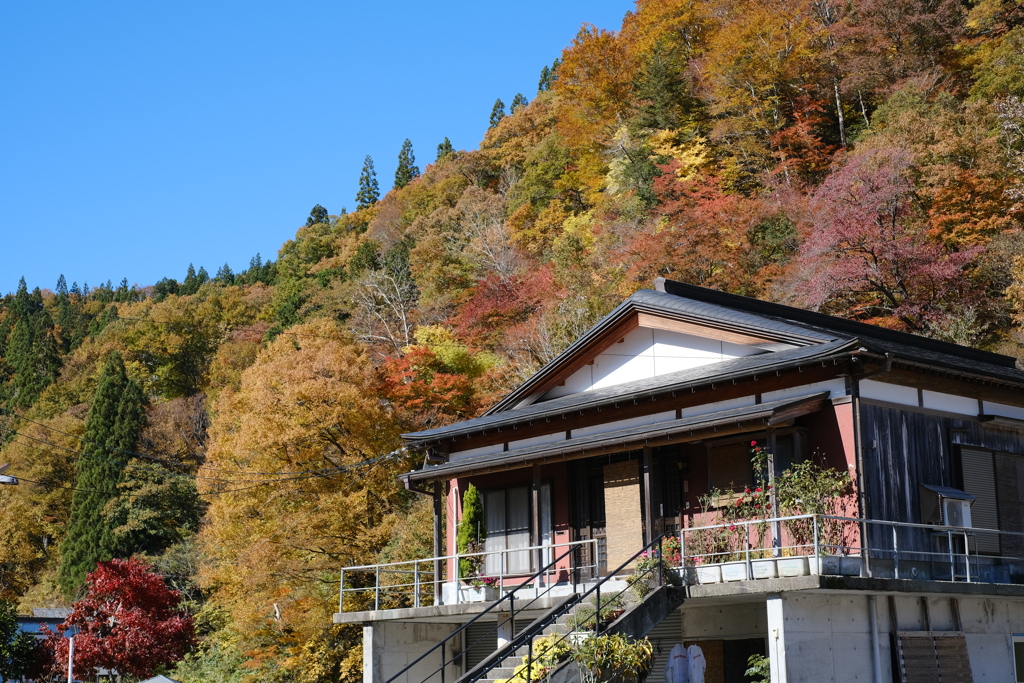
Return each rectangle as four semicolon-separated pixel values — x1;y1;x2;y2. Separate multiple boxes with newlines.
0;1;632;295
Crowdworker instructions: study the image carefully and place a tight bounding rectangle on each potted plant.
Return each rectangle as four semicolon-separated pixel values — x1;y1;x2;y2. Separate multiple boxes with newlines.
571;634;654;683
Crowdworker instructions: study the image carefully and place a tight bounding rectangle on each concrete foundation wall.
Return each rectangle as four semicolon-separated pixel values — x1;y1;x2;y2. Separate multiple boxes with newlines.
680;600;769;641
364;621;461;683
672;591;1024;683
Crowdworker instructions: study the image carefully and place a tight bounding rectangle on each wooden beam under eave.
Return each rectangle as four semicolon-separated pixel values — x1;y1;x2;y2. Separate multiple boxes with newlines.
636;312;775;346
870;368;1024;408
411;418;787;482
439;363;844;454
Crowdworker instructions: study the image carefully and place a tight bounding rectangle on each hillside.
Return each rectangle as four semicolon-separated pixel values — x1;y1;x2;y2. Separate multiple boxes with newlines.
1;0;1023;679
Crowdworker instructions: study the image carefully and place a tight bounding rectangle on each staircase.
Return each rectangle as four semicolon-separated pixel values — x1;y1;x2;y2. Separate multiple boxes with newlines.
474;584;685;683
385;536;684;683
456;537;685;683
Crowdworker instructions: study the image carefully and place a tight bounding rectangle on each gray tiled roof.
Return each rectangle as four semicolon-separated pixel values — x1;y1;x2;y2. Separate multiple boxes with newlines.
403;339;857;443
406;392;829;481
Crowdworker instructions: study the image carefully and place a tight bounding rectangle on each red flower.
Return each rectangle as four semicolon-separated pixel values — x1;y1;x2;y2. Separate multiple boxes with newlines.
729;525;736;531
755;504;761;509
744;488;751;494
750;440;757;447
735;499;742;507
755;487;762;493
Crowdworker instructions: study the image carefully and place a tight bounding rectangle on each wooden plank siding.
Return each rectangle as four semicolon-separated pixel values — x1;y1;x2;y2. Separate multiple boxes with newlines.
860;402;1024;555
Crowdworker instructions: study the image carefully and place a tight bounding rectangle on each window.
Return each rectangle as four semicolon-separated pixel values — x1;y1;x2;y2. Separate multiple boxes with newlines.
708;441;754;493
1014;635;1024;682
483;484;551;575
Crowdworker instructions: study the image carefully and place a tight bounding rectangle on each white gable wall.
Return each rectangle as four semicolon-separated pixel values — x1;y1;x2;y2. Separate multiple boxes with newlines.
542;327;765;401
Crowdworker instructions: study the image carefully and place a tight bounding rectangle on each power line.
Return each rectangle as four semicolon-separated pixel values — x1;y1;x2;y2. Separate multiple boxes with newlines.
113;315;352;342
3;424;407;490
5;408;363;478
4;441;403;498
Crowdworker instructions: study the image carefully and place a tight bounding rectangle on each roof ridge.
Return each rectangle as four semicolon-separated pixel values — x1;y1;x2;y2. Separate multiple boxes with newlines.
656;278;1016;369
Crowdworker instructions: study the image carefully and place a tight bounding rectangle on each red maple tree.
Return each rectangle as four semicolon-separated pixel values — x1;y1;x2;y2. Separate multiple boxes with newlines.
44;558;195;679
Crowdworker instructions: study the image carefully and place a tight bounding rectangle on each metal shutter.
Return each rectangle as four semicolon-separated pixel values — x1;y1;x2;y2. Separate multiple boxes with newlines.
644;609;683;683
960;448;1000;554
464;620;497;671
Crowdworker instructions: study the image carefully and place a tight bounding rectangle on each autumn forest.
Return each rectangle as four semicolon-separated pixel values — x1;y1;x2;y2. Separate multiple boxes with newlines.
1;0;1024;679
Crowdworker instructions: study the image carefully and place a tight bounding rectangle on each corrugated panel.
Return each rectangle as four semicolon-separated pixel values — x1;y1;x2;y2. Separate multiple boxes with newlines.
896;634;939;683
895;632;974;683
934;634;973;682
644;609;682;683
464;621;497;671
961;448;1000;554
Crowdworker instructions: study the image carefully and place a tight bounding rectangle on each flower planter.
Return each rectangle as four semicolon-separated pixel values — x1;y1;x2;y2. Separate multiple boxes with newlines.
751;558;778;579
777;557;810;577
568;631;592;647
841;556;863;576
721;561;749;582
812;555;842;576
459;585;499;602
695;565;722;584
811;555;862;576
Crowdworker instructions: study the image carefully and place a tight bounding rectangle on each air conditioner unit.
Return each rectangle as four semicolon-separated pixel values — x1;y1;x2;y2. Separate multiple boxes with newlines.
942;498;973;529
919;484;975;527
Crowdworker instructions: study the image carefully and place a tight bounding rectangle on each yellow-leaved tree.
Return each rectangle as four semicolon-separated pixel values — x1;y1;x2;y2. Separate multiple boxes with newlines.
198;318;422;679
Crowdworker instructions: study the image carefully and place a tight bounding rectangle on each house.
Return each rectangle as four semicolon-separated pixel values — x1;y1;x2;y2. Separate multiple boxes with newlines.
335;279;1024;683
16;608;69;640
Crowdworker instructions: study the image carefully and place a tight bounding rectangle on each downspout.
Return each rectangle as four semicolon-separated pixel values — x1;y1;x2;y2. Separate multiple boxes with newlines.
850;350;894;579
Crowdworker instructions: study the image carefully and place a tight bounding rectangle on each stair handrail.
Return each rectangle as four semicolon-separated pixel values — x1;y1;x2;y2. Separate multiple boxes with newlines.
383;542;584;683
459;533;671;683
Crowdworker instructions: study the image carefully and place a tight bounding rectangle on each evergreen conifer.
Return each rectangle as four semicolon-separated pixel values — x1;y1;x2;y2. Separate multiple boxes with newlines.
538;65;551;92
436;137;455;162
215;263;235;284
394;139;420;189
181;265;198;295
58;352;147;596
510;93;528;113
306;204;329;226
356;155;380;210
489;99;506;128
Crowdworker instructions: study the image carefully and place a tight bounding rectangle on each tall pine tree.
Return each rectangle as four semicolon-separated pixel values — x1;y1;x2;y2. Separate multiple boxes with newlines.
356;155;380;210
489;99;506;128
538;65;552;92
58;352;147;596
510;93;528;113
394;139;420;189
436;137;455;162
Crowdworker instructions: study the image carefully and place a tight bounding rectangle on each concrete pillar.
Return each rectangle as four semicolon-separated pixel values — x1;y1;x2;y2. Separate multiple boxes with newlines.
767;595;788;683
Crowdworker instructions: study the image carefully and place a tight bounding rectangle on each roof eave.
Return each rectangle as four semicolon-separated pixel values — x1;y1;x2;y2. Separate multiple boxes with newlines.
401;340;863;447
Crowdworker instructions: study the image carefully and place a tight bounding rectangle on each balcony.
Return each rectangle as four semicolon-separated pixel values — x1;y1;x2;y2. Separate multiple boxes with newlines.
336;516;1024;618
681;513;1024;585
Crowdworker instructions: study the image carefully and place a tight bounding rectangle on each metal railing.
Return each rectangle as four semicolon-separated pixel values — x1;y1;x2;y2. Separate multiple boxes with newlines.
338;539;598;613
460;533;674;683
381;543;584;683
679;514;1024;584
